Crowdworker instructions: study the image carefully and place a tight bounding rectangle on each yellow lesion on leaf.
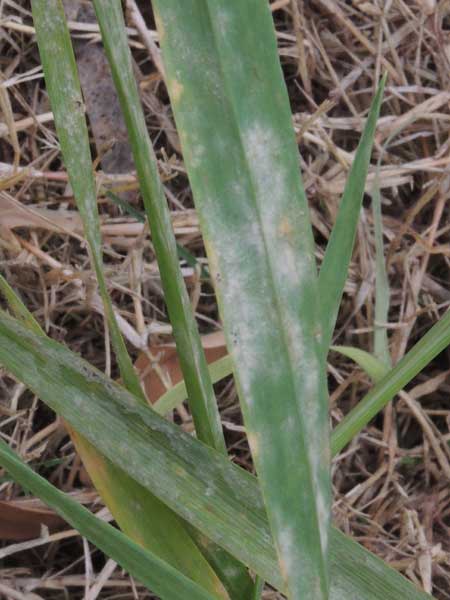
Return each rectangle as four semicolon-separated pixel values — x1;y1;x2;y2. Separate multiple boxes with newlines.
278;555;289;583
278;216;294;238
170;79;184;104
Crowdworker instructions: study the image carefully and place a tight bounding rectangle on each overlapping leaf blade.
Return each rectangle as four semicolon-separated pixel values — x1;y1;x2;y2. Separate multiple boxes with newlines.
332;305;450;455
0;438;218;600
0;276;227;593
90;3;254;596
29;3;229;595
92;0;226;455
0;312;432;599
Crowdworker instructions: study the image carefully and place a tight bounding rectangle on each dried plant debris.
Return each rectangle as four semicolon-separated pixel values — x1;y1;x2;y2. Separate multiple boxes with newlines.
1;0;450;598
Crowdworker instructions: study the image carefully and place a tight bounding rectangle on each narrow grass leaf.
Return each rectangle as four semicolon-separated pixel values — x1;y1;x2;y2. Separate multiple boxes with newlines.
92;4;252;595
92;0;225;454
319;75;386;352
0;273;43;335
332;306;450;455
105;190;209;279
372;172;391;366
0;312;433;598
31;0;144;401
154;355;233;416
153;3;330;597
251;577;265;600
0;439;220;600
331;346;389;383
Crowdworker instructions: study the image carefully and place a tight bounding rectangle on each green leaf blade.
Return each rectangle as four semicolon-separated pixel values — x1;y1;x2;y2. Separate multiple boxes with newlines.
332;307;450;455
153;2;330;597
372;164;392;367
0;312;433;598
331;346;389;383
31;0;144;401
319;76;386;353
0;439;219;600
92;0;225;455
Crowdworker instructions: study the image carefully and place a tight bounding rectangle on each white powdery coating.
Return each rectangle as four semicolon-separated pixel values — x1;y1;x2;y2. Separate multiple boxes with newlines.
241;119;330;570
315;481;330;556
242;120;320;369
187;131;207;169
277;523;325;598
207;182;280;408
215;8;231;35
277;526;296;580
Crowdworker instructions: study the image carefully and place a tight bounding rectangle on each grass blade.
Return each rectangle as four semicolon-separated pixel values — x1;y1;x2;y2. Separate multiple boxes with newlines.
332;306;450;455
331;346;389;383
91;4;252;595
31;0;144;401
0;439;219;600
153;3;330;597
105;190;210;280
0;304;433;597
92;0;225;454
66;425;229;598
154;355;233;416
319;75;386;352
0;281;229;597
0;273;42;335
372;173;391;367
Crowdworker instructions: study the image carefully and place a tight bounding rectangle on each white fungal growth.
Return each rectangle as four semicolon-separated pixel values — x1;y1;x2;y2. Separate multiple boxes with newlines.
316;484;330;556
277;526;298;582
215;8;231;35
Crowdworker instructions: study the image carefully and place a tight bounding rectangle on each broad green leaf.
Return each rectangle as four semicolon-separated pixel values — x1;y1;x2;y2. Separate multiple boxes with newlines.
0;312;433;599
331;346;389;383
153;3;330;597
92;0;225;454
332;306;450;455
319;76;386;352
0;439;219;600
0;279;229;598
